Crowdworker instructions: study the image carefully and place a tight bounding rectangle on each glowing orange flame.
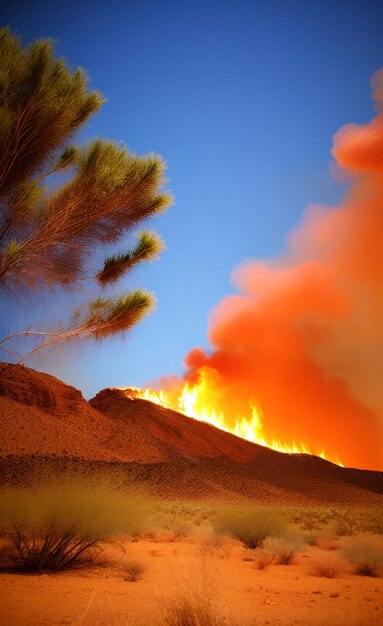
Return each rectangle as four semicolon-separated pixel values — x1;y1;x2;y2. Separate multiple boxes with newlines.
117;373;344;467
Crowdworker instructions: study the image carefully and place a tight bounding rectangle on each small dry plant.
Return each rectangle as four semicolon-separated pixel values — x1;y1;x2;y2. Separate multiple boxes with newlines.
121;559;146;582
341;535;383;577
150;500;217;542
160;591;227;626
253;548;275;571
308;551;347;578
213;505;290;549
157;554;231;626
198;532;234;560
264;537;302;564
252;537;301;570
0;479;149;572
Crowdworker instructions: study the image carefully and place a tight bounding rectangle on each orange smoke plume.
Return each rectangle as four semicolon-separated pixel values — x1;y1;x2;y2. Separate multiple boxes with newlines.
163;70;383;470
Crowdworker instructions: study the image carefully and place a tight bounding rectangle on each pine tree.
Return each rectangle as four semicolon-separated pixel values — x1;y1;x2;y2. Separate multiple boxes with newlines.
0;28;172;361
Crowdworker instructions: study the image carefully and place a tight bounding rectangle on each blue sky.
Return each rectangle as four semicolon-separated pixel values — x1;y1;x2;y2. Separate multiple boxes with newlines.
2;0;383;397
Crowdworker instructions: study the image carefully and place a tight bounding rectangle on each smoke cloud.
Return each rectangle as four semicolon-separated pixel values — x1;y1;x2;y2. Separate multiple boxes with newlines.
180;69;383;471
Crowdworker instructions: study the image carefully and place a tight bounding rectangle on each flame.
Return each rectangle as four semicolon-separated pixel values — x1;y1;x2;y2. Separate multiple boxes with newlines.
117;370;344;466
116;71;383;472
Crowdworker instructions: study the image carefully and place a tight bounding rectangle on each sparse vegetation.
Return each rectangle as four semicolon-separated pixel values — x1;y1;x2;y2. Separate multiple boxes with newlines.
358;509;383;535
251;537;302;570
121;559;146;582
294;509;325;535
341;536;383;577
308;551;347;578
334;509;360;536
0;493;382;622
285;506;382;540
263;537;302;565
157;556;229;626
213;505;291;549
159;592;225;626
0;479;149;572
253;547;275;570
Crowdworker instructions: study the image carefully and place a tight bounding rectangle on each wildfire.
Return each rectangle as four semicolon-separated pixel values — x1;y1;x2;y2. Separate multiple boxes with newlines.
118;372;344;467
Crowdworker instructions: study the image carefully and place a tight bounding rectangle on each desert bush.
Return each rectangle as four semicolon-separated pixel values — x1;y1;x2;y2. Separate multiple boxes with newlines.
253;548;275;570
165;516;196;539
198;533;234;560
160;593;226;626
262;537;302;565
157;559;229;626
293;508;329;535
121;559;146;582
357;510;383;535
341;535;383;576
150;500;217;539
212;505;290;549
0;479;150;572
251;537;301;570
308;551;347;578
334;509;360;536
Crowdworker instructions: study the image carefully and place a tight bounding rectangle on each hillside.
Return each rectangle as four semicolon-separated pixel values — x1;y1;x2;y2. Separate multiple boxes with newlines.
0;363;382;505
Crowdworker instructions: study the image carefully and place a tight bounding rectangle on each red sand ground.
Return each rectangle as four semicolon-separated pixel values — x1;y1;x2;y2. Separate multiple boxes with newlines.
0;539;382;625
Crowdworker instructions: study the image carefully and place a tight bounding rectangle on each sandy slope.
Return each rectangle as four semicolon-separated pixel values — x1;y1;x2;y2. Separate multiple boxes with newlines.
0;363;382;505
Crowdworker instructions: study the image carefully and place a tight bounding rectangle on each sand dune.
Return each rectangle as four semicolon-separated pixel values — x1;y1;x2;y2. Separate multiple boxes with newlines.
0;363;382;505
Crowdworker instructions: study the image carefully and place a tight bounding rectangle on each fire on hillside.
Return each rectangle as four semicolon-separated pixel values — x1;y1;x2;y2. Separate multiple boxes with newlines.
118;369;344;467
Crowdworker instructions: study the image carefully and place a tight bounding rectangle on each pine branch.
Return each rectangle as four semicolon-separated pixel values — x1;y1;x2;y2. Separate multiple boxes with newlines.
97;231;165;284
3;290;156;363
0;28;171;358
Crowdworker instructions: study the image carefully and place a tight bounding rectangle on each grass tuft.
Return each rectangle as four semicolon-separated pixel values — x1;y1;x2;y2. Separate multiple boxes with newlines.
341;536;383;577
308;551;347;578
121;559;146;582
251;537;302;570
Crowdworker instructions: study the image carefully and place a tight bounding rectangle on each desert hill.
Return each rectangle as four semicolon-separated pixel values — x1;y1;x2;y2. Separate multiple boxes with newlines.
0;362;382;505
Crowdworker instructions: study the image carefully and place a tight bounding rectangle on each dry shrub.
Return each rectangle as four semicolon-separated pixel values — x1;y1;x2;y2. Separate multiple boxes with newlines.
294;509;326;535
147;514;195;542
213;505;290;549
341;535;383;577
157;554;232;626
253;548;275;571
142;521;211;545
263;537;302;565
160;593;226;626
252;537;302;570
0;479;150;572
151;501;217;541
358;510;383;535
197;531;235;560
334;509;360;536
121;559;146;582
166;517;196;539
308;551;347;578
